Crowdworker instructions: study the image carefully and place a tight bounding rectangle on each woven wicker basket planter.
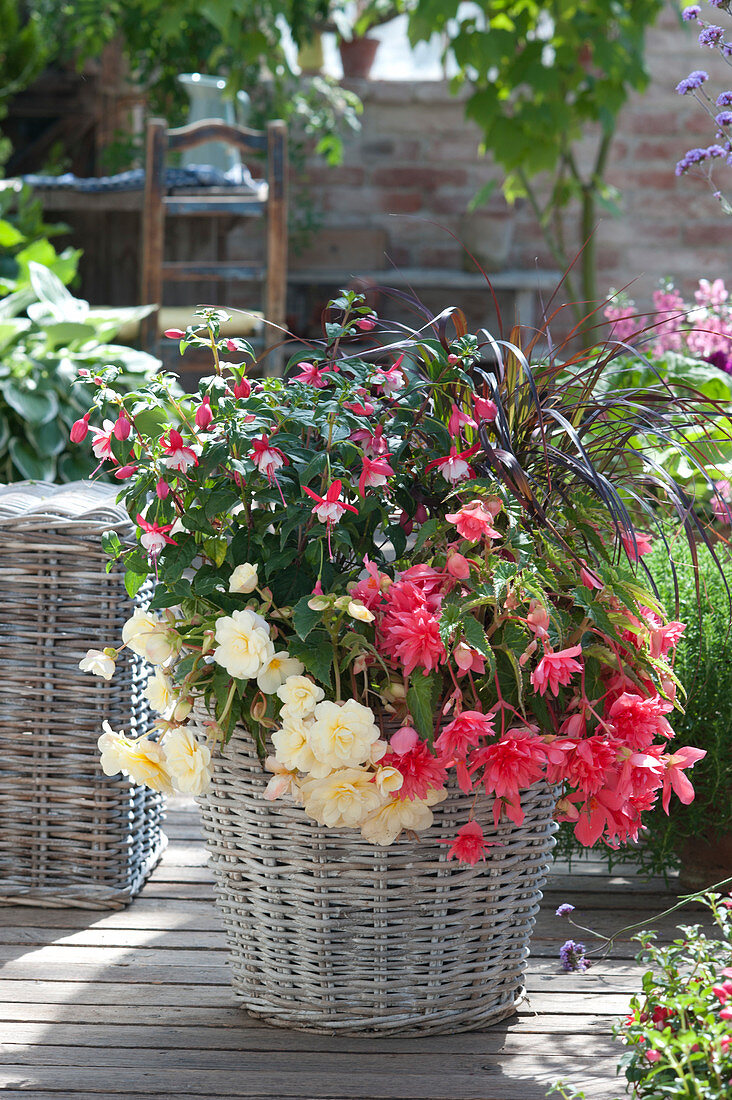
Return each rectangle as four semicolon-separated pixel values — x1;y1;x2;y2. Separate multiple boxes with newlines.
198;724;557;1035
0;482;166;910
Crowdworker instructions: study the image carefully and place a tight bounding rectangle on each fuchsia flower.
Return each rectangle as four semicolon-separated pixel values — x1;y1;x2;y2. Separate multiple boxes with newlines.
162;429;198;473
530;646;583;697
443;820;494;864
358;453;394;497
163;327;185;339
156;479;170;500
447;404;477;437
344;399;376;416
425;443;480;484
474;396;498;422
136;514;177;557
370;356;406;395
446;500;500;541
381;740;447;800
580;563;603;590
350;423;388;457
114;464;139;480
621;530;653;561
355;315;376;331
195;396;213;430
303;479;358;526
349;555;390;612
251;434;288;483
661;746;706;813
90;420;116;460
291;361;333;388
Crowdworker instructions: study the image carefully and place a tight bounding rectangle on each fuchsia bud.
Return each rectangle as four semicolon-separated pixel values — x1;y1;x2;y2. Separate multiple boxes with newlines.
233;378;251;399
70;413;90;443
312;579;324;596
114;464;139;480
156;479;170;500
163;328;185;339
414;503;428;525
195;395;213;430
113;412;131;441
226;338;242;352
398;510;413;535
355;316;376;331
447;552;471;579
448;354;460;365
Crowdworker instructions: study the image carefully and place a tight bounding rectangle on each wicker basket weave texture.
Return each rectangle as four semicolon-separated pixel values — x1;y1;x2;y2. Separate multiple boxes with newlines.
0;481;166;910
198;724;557;1035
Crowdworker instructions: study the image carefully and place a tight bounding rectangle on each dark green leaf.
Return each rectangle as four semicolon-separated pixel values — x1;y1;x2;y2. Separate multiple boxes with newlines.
124;570;147;598
292;594;322;641
407;671;440;743
289;631;333;687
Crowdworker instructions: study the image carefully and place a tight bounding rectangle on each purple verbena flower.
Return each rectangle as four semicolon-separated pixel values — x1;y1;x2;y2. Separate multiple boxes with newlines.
556;903;575;918
682;4;701;18
716;111;732;128
709;0;728;7
676;70;709;94
699;25;725;47
717;91;732;107
676;144;727;174
559;939;590;972
723;43;732;58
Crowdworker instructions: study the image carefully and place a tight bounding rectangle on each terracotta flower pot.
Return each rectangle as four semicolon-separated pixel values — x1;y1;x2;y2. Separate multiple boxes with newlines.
339;36;380;80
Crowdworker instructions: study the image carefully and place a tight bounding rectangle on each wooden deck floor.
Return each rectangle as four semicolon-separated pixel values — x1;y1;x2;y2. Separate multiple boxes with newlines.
0;800;689;1100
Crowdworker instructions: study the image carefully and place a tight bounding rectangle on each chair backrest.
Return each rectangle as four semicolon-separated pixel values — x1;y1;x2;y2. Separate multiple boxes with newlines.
140;116;287;361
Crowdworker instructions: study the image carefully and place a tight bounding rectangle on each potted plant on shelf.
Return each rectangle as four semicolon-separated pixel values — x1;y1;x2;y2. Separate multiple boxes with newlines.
335;0;404;79
74;291;720;1034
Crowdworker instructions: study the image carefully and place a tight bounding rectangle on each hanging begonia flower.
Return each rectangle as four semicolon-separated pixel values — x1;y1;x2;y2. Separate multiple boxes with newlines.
442;820;494;864
425;443;480;484
161;429;198;473
530;646;584;697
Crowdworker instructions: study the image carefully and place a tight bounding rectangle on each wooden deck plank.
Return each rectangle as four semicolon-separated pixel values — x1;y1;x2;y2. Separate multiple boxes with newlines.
0;799;684;1099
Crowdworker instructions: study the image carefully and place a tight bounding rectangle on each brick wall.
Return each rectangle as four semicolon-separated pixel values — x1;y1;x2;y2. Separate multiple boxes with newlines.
292;9;732;321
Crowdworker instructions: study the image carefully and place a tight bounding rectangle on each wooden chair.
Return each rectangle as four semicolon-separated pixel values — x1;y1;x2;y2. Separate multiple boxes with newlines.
140;117;287;367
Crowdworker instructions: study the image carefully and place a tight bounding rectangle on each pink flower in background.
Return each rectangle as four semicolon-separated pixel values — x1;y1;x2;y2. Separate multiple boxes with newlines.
650;287;686;354
604;301;641;343
443;820;493;864
446;500;500;541
530;646;583;697
687;312;732;359
425;443;480;484
621;530;653;562
358;454;394;497
162;429;198;473
713;479;732;523
695;278;728;309
382;740;447;800
661;746;706;813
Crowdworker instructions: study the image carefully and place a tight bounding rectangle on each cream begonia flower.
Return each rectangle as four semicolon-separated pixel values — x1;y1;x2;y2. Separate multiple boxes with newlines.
360;792;440;846
163;726;212;795
213;609;273;679
229;562;259;594
97;722;174;795
263;755;299;801
276;674;325;720
145;669;175;714
301;767;386;828
347;599;374;623
122;609;180;665
271;718;331;778
256;652;305;695
374;765;404;796
308;698;380;771
79;649;116;681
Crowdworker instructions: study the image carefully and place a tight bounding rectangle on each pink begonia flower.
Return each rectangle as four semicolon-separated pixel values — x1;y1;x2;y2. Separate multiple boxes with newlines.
545;736;617;796
580;563;603;590
251;434;288;483
621;530;653;562
526;599;550;638
530;646;583;697
446;500;500;541
425;443;480;484
70;413;90;443
263;756;297;801
114;412;132;440
161;429;198;473
291;361;332;388
358;453;394;497
303;479;358;527
389;726;419;755
349;555;390;612
376;580;445;675
471;731;547;826
447;404;477;437
639;606;686;658
136;514;177;557
474;396;498;422
233;377;251;399
195;396;213;430
436;709;494;792
381;740;447;800
607;692;674;751
370;355;406;395
570;788;636;848
442;820;495;865
453;642;485;675
90;419;116;460
661;746;706;813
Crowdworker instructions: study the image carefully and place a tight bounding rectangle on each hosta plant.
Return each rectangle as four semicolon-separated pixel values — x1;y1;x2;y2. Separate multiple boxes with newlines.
74;293;721;860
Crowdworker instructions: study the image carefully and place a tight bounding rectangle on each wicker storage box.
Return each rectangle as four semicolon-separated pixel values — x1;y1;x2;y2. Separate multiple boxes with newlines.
198;725;557;1035
0;481;166;909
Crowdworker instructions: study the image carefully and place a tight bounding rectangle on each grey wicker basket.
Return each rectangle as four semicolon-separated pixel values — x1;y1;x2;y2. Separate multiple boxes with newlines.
198;723;557;1035
0;481;166;909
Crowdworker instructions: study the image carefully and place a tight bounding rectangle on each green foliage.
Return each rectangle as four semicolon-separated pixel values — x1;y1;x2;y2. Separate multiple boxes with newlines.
0;249;160;482
407;0;664;309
